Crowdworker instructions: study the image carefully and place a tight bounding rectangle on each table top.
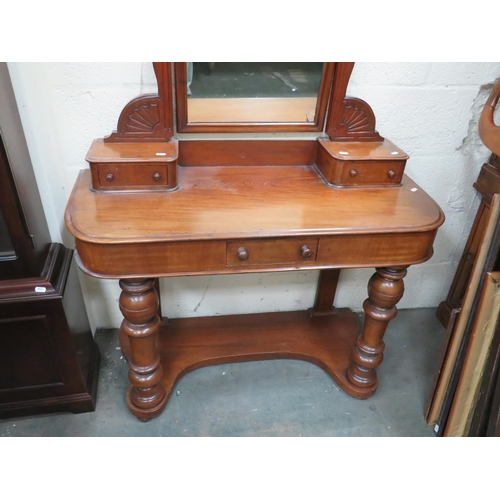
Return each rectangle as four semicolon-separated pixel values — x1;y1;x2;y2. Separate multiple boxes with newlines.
86;139;178;163
65;166;444;245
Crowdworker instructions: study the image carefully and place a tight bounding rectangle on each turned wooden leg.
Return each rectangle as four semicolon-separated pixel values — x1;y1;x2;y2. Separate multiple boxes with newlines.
154;278;163;319
347;267;407;391
119;278;167;421
309;269;341;317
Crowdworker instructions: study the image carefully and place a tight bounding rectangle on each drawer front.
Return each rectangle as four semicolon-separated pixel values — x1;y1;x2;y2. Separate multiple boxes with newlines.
338;160;405;186
227;238;318;266
316;139;407;188
95;163;169;190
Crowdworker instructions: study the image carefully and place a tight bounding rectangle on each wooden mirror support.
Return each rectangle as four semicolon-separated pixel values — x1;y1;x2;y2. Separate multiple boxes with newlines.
66;62;444;422
105;63;174;143
84;62;409;192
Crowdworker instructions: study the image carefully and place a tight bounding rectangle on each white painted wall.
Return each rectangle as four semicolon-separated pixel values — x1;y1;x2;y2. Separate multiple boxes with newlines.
7;62;500;332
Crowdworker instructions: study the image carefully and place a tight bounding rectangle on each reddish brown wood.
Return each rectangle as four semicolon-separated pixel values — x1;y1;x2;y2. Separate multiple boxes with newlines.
119;308;377;410
66;163;441;423
310;269;341;317
174;63;335;134
436;200;490;327
315;138;408;187
479;79;500;156
441;83;500;331
325;63;382;142
437;154;500;329
95;162;172;190
64;61;446;422
154;278;162;319
347;267;407;390
92;62;406;195
178;139;317;167
65;162;442;422
66;168;443;246
74;233;437;280
87;138;178;191
474;156;500;204
105;63;174;142
119;278;167;421
226;238;318;266
67;169;442;279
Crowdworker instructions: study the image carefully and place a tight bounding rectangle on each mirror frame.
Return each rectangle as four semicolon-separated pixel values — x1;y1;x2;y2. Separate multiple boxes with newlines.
104;62;382;144
174;62;335;134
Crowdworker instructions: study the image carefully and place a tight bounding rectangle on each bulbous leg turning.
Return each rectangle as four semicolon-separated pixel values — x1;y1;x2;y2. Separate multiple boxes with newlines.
119;278;167;421
347;267;407;392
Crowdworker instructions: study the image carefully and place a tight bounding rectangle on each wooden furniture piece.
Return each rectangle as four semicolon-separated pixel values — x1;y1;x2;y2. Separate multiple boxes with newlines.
436;153;500;329
470;312;500;436
0;63;100;419
469;79;500;436
437;79;500;329
65;62;444;421
429;78;500;436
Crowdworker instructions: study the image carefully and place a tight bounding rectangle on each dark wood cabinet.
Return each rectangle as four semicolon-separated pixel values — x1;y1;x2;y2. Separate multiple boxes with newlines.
0;63;100;419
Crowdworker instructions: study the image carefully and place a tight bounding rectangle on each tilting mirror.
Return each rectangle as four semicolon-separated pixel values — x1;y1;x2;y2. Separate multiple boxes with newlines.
188;62;323;123
175;62;334;133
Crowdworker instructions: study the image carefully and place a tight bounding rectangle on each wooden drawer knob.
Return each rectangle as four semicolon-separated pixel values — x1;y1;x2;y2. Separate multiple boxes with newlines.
237;247;249;261
153;172;161;181
301;245;312;258
106;173;114;182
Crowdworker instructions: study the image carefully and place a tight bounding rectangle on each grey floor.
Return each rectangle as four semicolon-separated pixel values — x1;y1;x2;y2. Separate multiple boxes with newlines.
0;308;447;437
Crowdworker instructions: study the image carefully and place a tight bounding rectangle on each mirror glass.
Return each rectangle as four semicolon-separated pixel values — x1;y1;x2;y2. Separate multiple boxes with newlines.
186;62;325;124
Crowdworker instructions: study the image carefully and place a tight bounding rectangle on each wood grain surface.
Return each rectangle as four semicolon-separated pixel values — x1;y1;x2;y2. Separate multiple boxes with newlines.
66;167;444;244
118;308;379;409
479;79;500;156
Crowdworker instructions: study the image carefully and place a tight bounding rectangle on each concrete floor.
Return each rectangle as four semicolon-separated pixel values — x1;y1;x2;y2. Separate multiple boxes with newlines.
0;308;447;437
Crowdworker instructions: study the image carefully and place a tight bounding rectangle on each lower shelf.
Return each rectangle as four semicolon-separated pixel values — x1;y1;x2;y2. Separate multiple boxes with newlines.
119;308;376;412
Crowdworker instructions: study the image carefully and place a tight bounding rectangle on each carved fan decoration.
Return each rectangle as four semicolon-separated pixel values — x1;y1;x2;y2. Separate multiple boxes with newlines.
125;100;160;133
105;63;174;142
325;63;382;142
327;96;382;142
340;98;382;139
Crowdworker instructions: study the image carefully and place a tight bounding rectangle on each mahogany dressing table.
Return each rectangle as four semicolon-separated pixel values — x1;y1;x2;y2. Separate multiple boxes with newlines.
65;63;444;421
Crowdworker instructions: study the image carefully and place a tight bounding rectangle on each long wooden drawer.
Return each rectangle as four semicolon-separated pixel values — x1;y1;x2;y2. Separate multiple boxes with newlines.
74;233;437;278
226;238;318;266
